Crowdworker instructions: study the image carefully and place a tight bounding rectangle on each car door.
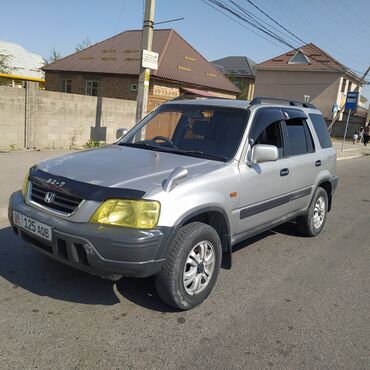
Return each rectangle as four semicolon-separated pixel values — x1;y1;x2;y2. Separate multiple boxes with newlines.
235;108;297;238
280;110;319;213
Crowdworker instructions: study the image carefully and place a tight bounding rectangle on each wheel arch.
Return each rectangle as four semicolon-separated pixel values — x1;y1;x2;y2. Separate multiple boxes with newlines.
175;207;233;268
317;179;332;211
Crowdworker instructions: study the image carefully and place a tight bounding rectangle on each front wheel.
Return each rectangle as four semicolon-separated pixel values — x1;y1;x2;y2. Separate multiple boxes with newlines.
297;187;328;237
155;222;222;310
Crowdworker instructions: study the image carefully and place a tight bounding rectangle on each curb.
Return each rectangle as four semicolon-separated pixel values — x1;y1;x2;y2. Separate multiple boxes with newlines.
337;154;364;161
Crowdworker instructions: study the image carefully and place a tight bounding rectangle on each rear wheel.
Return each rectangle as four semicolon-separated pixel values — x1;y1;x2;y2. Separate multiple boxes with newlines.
297;187;328;237
155;222;222;310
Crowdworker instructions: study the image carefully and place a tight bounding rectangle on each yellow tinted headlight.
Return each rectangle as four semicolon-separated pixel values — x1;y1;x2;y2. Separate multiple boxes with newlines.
22;171;29;198
90;199;160;229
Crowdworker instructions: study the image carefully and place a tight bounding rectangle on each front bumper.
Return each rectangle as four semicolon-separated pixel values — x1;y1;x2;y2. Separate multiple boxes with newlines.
9;191;172;278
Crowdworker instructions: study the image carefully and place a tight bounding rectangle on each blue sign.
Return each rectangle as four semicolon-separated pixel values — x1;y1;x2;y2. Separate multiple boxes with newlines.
345;91;359;110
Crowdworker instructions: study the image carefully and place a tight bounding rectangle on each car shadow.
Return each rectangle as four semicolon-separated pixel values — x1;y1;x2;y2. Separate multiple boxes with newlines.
231;221;302;254
0;225;119;306
115;277;178;312
0;224;179;311
0;220;303;311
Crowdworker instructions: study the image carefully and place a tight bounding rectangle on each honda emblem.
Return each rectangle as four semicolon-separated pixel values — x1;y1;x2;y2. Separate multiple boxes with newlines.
44;192;56;204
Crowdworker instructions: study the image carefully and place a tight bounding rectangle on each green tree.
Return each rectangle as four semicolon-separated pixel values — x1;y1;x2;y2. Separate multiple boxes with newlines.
75;37;91;52
227;74;251;100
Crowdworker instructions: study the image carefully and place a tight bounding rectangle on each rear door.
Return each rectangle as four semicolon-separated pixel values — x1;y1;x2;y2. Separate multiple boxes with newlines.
281;110;319;213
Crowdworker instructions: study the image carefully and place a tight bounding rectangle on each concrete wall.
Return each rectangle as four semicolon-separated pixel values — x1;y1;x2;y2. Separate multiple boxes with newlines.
254;70;342;119
0;85;136;150
0;87;26;149
329;113;366;138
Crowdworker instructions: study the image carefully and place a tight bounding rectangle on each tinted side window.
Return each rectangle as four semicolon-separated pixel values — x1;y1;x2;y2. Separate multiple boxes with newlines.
255;120;284;158
303;122;315;153
309;113;332;148
285;119;309;156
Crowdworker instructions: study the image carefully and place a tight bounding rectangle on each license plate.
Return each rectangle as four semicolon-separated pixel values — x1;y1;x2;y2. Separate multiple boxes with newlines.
13;211;52;241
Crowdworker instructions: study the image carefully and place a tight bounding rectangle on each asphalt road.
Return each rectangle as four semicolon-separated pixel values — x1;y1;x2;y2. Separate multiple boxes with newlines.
0;156;369;369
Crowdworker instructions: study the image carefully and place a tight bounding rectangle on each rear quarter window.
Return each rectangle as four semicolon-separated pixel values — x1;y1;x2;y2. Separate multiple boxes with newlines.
309;113;332;148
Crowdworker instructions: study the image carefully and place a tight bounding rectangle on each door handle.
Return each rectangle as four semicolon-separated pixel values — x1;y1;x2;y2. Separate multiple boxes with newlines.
280;168;289;177
315;160;322;167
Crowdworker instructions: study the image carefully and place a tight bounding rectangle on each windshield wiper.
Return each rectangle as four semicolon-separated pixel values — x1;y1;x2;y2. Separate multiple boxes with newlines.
117;143;228;161
169;149;228;161
117;142;156;149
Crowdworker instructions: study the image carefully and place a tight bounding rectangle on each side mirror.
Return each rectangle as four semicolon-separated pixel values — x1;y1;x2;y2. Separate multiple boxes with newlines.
116;128;128;139
248;144;279;165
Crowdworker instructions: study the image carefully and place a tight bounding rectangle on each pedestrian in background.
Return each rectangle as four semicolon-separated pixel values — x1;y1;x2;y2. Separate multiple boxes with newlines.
364;124;370;146
353;131;359;144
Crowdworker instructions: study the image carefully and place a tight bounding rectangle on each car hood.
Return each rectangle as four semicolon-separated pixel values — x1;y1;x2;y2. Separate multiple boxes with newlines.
37;145;223;193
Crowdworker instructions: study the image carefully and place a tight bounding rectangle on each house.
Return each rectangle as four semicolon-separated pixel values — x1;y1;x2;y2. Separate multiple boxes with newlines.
254;43;362;120
43;29;239;111
212;56;256;100
0;40;45;88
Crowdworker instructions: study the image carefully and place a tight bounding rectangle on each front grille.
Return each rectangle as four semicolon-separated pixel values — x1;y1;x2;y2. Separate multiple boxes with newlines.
30;182;83;215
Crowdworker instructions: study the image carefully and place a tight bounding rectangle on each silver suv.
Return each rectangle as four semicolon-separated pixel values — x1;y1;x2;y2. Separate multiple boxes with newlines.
9;97;337;310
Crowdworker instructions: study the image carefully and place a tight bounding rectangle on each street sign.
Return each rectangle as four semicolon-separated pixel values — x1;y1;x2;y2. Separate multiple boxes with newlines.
332;104;339;113
142;49;159;70
345;91;359;110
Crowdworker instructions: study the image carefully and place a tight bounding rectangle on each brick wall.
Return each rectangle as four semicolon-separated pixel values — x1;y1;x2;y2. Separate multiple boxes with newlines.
45;72;237;108
45;71;139;100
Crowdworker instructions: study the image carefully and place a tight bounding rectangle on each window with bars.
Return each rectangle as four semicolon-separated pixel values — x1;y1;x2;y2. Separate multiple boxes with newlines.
61;79;72;93
86;80;98;96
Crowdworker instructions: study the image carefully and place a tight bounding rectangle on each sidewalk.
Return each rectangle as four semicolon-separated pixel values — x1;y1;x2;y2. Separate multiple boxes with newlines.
0;150;71;221
332;139;370;161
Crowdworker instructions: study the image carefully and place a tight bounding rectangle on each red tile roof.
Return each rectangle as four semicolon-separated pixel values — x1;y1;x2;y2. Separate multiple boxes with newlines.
256;43;353;74
43;29;239;94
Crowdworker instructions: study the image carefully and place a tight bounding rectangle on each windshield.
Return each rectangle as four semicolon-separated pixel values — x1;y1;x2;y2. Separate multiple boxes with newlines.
117;104;248;161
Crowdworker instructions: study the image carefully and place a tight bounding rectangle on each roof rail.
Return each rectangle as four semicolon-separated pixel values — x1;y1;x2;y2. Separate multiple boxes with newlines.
249;96;316;109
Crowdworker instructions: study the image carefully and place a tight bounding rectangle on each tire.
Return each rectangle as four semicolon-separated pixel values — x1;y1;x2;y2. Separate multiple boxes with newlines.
297;187;329;237
155;222;222;310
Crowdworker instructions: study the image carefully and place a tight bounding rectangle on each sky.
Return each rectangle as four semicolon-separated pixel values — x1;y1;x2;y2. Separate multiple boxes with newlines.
1;0;370;103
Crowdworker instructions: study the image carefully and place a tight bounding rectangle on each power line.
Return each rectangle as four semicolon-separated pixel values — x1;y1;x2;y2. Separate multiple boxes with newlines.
205;0;370;80
336;0;370;32
306;0;370;43
203;0;350;75
321;0;370;37
228;0;301;46
204;0;298;49
200;0;286;50
256;0;369;70
242;0;306;45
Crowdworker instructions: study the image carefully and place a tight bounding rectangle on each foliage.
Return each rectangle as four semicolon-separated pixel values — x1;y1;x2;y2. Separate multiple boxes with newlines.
75;37;91;52
226;74;252;100
84;140;106;148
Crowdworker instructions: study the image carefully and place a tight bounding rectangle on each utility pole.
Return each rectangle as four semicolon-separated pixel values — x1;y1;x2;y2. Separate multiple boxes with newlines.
328;66;370;132
136;0;156;123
